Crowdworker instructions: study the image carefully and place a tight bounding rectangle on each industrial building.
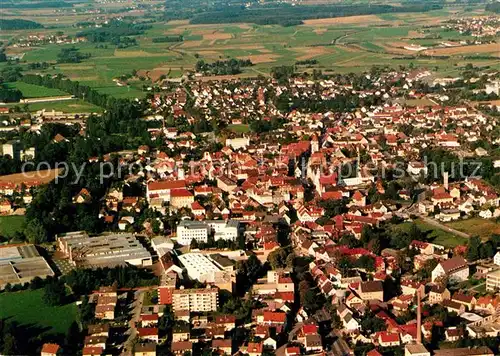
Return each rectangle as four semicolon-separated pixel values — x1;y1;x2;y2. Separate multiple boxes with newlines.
0;244;55;289
177;253;235;292
57;231;152;268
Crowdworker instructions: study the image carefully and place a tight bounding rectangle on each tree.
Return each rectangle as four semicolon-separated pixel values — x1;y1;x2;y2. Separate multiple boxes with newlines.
64;321;80;354
467;236;481;261
42;279;66;306
24;219;48;244
268;248;288;270
190;238;199;250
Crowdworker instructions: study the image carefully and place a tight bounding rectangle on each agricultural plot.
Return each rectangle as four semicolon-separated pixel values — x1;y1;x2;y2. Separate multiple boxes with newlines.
2;5;498;97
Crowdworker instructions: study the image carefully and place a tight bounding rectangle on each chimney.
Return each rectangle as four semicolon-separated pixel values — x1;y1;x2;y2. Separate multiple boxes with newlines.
443;171;449;190
416;288;422;344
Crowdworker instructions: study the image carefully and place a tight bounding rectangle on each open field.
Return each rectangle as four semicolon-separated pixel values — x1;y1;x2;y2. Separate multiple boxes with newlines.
5;82;68;98
1;5;499;97
395;219;469;248
446;218;500;239
5;99;103;113
0;215;25;239
228;124;250;133
0;168;63;185
0;289;77;335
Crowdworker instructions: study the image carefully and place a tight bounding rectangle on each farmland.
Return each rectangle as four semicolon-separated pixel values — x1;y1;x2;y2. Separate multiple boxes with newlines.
0;2;499;99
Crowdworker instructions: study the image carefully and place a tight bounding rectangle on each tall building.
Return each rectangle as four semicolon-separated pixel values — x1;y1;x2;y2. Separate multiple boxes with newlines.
172;287;218;312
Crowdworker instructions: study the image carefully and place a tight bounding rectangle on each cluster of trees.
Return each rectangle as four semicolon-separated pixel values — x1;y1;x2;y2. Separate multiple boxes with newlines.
189;234;245;251
295;59;318;66
1;1;70;9
1;66;22;82
27;62;50;70
249;116;284;133
190;3;442;26
235;254;265;294
76;20;150;48
466;234;500;262
270;65;295;83
56;47;91;63
485;2;500;13
152;35;183;43
0;19;43;30
63;266;158;295
0;85;22;103
195;59;253;76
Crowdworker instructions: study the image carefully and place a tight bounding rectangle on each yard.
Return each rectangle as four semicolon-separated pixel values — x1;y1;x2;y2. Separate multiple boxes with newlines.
0;289;78;335
395;219;469;248
446;218;500;239
0;215;25;240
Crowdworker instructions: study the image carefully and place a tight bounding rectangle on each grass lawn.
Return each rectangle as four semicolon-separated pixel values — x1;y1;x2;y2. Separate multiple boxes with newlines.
395;219;468;248
0;289;78;335
227;124;250;133
0;215;25;239
446;218;500;239
5;99;104;113
5;82;68;98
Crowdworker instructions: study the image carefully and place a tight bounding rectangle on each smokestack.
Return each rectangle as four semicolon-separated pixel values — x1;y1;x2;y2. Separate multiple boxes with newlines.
443;171;449;191
417;288;422;344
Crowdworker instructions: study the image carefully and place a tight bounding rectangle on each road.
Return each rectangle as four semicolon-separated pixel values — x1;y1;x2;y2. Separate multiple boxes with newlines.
420;215;471;239
121;290;145;355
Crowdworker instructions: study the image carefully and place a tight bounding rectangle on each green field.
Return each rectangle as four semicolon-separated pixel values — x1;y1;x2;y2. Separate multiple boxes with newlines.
0;289;78;335
5;99;104;113
228;124;250;133
6;82;67;98
446;218;500;239
396;219;468;248
0;215;25;239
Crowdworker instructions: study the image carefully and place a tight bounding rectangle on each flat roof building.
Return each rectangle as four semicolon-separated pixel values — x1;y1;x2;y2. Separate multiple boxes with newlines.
486;268;500;292
0;244;55;289
172;287;218;313
57;232;152;268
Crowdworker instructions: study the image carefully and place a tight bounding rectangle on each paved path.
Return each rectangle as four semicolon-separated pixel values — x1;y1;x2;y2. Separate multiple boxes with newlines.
420;216;471;239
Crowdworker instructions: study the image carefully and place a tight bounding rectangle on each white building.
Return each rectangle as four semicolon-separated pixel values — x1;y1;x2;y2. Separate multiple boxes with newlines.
178;253;222;282
206;220;239;241
176;220;210;245
176;220;240;245
494;252;500;266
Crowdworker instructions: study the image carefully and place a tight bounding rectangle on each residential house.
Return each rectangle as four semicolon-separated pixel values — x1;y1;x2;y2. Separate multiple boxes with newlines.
431;257;469;283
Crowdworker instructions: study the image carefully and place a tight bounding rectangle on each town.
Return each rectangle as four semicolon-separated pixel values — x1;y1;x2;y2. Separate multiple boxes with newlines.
0;59;499;356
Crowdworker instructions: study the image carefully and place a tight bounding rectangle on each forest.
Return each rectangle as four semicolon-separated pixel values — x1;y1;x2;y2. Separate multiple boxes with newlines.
76;20;151;47
189;3;443;26
0;19;43;30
